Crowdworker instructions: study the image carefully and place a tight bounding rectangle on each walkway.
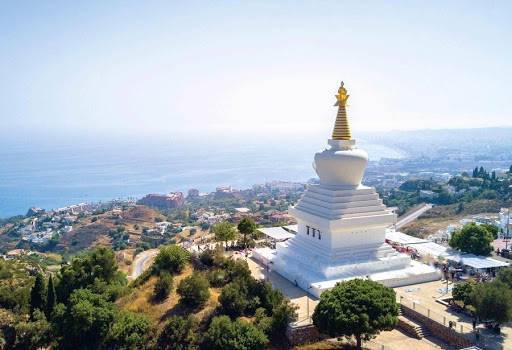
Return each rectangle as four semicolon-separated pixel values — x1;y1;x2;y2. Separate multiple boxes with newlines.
395;203;433;229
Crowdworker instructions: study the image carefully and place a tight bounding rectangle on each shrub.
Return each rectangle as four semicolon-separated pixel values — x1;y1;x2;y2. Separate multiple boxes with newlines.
471;281;512;325
154;245;191;274
177;273;210;308
497;267;512;288
199;249;216;267
153;272;173;301
157;315;198;350
105;310;152;350
452;280;476;308
208;269;228;288
203;315;268;350
219;281;249;317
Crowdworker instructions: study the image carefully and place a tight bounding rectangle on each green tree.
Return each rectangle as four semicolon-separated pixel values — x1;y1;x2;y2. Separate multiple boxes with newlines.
497;267;512;288
212;221;237;247
203;315;268;350
105;310;152;350
452;280;476;308
30;273;46;319
237;218;257;248
153;272;173;301
449;223;494;255
54;288;117;349
13;309;52;350
177;273;210;308
56;247;126;302
472;281;512;325
157;315;198;350
313;279;398;349
269;298;298;335
46;275;56;318
153;245;191;274
219;281;249;317
480;223;499;240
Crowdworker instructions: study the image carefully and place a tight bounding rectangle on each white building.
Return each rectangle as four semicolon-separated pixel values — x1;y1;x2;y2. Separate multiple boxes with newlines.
255;82;440;297
499;208;512;237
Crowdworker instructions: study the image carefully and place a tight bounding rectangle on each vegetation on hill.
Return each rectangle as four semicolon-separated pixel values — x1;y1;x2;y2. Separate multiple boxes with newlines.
382;164;512;216
0;245;210;349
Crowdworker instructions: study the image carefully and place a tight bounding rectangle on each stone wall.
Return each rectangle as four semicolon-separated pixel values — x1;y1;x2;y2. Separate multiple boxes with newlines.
400;304;474;349
286;323;321;346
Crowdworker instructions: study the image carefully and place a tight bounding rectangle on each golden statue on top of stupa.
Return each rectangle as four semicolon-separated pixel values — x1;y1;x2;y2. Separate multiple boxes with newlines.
334;81;349;106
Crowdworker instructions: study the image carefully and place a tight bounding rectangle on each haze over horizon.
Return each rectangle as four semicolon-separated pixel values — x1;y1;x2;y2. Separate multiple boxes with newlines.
1;1;512;138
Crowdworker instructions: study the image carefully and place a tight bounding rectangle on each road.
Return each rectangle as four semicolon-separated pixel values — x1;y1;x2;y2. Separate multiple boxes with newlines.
130;249;159;279
394;203;433;229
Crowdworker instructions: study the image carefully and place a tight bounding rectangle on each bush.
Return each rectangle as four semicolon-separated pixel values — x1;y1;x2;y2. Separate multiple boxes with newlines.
219;281;249;317
472;281;512;325
105;310;152;350
154;272;173;301
203;315;267;350
157;315;198;350
208;269;228;288
154;245;191;274
199;249;217;267
53;289;117;349
452;280;476;308
56;247;127;302
269;298;298;335
177;273;210;308
223;259;252;283
497;267;512;288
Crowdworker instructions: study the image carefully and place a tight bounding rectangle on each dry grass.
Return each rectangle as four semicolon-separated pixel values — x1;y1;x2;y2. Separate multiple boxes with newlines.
402;217;461;238
116;249;134;275
402;201;501;238
117;265;220;328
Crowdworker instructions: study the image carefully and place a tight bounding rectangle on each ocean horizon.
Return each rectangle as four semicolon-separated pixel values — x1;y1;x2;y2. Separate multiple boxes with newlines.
0;132;405;218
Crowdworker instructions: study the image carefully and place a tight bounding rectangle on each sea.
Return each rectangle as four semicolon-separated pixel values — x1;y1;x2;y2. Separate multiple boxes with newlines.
0;132;405;218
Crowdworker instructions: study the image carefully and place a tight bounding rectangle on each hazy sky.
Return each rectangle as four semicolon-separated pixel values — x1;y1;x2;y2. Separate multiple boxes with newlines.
1;1;511;137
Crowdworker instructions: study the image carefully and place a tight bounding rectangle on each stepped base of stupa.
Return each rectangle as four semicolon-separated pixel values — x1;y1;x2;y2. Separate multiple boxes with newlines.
268;245;440;297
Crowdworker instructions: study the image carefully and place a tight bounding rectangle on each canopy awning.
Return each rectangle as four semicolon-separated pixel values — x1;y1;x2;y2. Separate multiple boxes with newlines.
258;227;295;241
385;230;429;245
458;254;509;269
411;241;451;257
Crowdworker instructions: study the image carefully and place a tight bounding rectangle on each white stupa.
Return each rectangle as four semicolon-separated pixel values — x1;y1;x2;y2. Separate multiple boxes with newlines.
269;82;440;297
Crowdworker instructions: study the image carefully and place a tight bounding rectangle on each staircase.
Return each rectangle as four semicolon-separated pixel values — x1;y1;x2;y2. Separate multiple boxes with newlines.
397;314;430;339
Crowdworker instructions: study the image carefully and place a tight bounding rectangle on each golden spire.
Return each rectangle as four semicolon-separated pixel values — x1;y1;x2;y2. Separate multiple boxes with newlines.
332;81;352;141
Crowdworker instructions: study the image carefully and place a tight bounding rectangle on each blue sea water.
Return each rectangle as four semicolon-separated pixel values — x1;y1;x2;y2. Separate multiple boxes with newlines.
0;133;404;218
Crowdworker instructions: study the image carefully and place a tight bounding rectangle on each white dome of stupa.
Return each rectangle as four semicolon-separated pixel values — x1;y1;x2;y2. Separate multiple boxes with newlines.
313;82;368;187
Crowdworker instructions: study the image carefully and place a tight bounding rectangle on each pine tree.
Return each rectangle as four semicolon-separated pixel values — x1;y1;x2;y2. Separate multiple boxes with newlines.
473;167;478;178
46;274;56;318
30;273;46;319
509;165;512;174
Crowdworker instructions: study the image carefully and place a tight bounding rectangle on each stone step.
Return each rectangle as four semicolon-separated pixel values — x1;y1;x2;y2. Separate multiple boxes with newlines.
397;315;430;339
